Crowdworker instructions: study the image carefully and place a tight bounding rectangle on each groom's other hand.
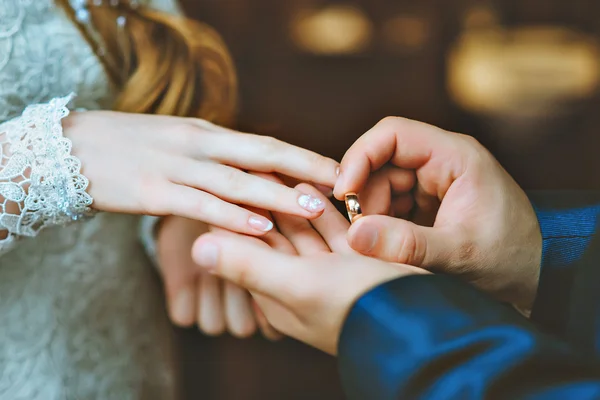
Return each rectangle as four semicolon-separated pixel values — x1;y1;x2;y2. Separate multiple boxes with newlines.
334;117;542;314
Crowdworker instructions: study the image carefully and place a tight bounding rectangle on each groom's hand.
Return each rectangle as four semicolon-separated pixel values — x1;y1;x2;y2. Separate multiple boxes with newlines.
192;184;425;355
334;117;542;314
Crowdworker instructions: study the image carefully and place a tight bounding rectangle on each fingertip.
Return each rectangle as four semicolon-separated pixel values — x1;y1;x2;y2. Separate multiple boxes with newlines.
302;209;325;220
332;190;345;201
297;193;326;214
248;215;274;234
168;285;196;328
170;312;196;329
319;158;341;187
324;163;341;189
346;217;379;254
199;322;227;337
332;170;348;200
198;296;227;336
333;165;368;201
229;319;258;339
265;332;284;341
192;231;216;248
294;183;337;219
192;235;221;274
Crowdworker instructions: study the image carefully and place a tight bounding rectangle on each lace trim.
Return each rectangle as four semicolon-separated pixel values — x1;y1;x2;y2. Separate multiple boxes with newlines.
0;94;94;247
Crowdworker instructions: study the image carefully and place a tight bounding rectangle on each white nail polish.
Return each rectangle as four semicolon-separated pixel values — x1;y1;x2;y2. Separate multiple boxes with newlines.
298;194;325;212
248;216;274;232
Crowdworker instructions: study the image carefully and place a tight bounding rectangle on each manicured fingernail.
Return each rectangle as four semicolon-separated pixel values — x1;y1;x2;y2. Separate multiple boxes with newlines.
350;222;379;253
248;216;273;232
172;286;194;324
194;242;219;273
298;194;325;212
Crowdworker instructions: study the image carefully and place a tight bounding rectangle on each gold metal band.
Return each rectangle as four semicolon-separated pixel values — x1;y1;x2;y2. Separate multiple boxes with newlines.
345;193;362;223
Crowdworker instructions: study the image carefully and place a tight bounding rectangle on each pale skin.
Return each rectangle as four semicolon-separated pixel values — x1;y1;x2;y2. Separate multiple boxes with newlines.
155;175;291;338
63;111;339;336
333;117;543;314
157;216;281;338
192;184;427;354
66;111;542;335
190;116;545;351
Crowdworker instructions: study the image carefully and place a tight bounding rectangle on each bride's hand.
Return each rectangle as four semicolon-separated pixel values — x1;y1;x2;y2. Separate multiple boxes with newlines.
63;111;339;234
156;173;287;339
157;215;281;339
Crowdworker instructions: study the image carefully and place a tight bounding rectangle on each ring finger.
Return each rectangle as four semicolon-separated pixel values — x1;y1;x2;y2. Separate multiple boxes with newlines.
294;184;353;254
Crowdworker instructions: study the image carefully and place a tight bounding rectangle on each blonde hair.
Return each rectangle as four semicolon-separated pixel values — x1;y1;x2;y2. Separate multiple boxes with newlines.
59;1;237;126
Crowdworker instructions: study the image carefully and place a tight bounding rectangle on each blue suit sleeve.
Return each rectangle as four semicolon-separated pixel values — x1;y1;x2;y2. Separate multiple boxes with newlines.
338;275;600;400
529;193;600;335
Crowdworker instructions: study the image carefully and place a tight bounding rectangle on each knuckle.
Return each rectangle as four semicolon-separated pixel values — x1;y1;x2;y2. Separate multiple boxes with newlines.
458;133;482;149
394;226;427;266
187;195;211;217
378;116;400;127
455;239;480;264
173;123;197;143
188;197;234;227
257;135;280;153
220;167;244;191
447;228;482;272
173;123;210;151
258;172;284;185
235;263;260;292
459;135;494;166
136;177;168;215
305;151;326;168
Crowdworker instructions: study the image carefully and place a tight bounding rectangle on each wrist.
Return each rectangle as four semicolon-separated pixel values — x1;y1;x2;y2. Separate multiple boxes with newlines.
0;95;94;237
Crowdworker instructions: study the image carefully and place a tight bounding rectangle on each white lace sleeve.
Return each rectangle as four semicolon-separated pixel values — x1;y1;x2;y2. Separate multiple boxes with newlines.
0;94;94;253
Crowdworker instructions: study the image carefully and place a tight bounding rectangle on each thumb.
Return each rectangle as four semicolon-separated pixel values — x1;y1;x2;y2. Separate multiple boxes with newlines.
347;215;456;268
192;231;301;304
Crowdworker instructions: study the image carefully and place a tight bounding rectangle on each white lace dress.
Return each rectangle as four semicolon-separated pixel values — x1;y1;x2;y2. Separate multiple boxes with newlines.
0;1;184;399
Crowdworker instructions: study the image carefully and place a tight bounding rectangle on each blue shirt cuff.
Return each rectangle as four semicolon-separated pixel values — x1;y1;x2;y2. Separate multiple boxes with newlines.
536;207;598;269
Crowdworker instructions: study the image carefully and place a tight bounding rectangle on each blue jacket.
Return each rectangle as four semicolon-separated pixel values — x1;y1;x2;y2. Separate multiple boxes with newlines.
338;192;600;399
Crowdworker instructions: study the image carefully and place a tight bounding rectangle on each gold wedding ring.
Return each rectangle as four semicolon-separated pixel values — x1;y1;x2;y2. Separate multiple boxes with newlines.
345;193;362;223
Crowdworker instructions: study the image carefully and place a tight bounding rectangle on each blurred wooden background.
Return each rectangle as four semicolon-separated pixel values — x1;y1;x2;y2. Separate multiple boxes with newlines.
174;1;600;398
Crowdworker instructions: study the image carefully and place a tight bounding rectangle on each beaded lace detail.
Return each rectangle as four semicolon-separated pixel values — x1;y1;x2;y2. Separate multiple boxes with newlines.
0;94;93;250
